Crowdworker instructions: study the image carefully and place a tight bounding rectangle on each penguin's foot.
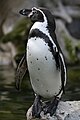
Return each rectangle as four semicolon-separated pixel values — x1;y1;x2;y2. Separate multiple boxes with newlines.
43;97;59;116
32;95;42;118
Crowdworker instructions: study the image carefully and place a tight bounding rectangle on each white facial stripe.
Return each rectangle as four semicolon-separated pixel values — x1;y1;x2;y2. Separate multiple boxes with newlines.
28;11;33;18
32;7;47;23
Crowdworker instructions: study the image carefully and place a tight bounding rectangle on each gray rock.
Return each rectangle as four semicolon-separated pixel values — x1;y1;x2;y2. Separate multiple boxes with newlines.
65;110;80;120
0;42;17;67
26;101;80;120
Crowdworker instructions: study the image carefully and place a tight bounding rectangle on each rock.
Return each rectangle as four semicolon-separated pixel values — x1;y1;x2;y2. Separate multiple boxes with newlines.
3;13;20;34
65;110;80;120
0;42;17;67
26;101;80;120
55;19;80;62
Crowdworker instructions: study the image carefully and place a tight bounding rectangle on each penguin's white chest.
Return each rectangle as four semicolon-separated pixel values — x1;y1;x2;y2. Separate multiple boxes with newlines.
27;37;61;98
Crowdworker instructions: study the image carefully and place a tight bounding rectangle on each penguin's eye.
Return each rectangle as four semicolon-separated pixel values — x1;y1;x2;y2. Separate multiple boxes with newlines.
30;8;44;22
32;7;37;14
32;7;37;11
32;10;37;14
29;10;38;22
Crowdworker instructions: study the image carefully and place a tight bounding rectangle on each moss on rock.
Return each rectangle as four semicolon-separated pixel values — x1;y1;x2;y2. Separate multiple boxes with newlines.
0;18;32;54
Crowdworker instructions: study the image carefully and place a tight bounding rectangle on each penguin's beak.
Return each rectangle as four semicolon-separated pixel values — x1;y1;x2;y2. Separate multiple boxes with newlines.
19;9;32;17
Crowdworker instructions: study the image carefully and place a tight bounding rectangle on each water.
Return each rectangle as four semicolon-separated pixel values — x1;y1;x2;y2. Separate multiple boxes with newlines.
0;65;34;120
0;65;80;120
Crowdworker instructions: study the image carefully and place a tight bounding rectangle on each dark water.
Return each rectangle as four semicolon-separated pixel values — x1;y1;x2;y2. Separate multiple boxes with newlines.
0;65;33;120
0;65;80;120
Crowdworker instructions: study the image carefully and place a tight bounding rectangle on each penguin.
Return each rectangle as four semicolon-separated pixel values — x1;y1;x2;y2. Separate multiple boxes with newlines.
15;7;67;118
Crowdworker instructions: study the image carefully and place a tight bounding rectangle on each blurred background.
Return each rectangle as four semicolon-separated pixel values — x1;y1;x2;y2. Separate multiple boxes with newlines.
0;0;80;120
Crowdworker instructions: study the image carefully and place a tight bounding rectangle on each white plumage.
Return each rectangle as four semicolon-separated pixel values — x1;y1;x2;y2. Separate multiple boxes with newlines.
27;36;61;98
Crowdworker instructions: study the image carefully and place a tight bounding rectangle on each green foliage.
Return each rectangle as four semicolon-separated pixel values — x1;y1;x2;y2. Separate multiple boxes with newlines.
68;68;80;81
0;18;32;53
68;68;80;87
64;36;77;62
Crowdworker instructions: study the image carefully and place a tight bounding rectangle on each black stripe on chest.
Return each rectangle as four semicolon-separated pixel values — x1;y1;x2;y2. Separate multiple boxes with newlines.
28;29;60;69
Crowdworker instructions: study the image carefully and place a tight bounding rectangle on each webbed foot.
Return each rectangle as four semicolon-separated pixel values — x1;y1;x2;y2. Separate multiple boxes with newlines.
43;97;59;116
32;95;42;118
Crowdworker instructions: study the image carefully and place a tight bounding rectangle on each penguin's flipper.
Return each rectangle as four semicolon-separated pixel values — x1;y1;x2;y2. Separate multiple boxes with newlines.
15;54;27;90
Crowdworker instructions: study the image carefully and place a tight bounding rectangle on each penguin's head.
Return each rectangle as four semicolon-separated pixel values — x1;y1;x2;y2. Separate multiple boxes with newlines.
19;7;44;22
19;7;56;30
